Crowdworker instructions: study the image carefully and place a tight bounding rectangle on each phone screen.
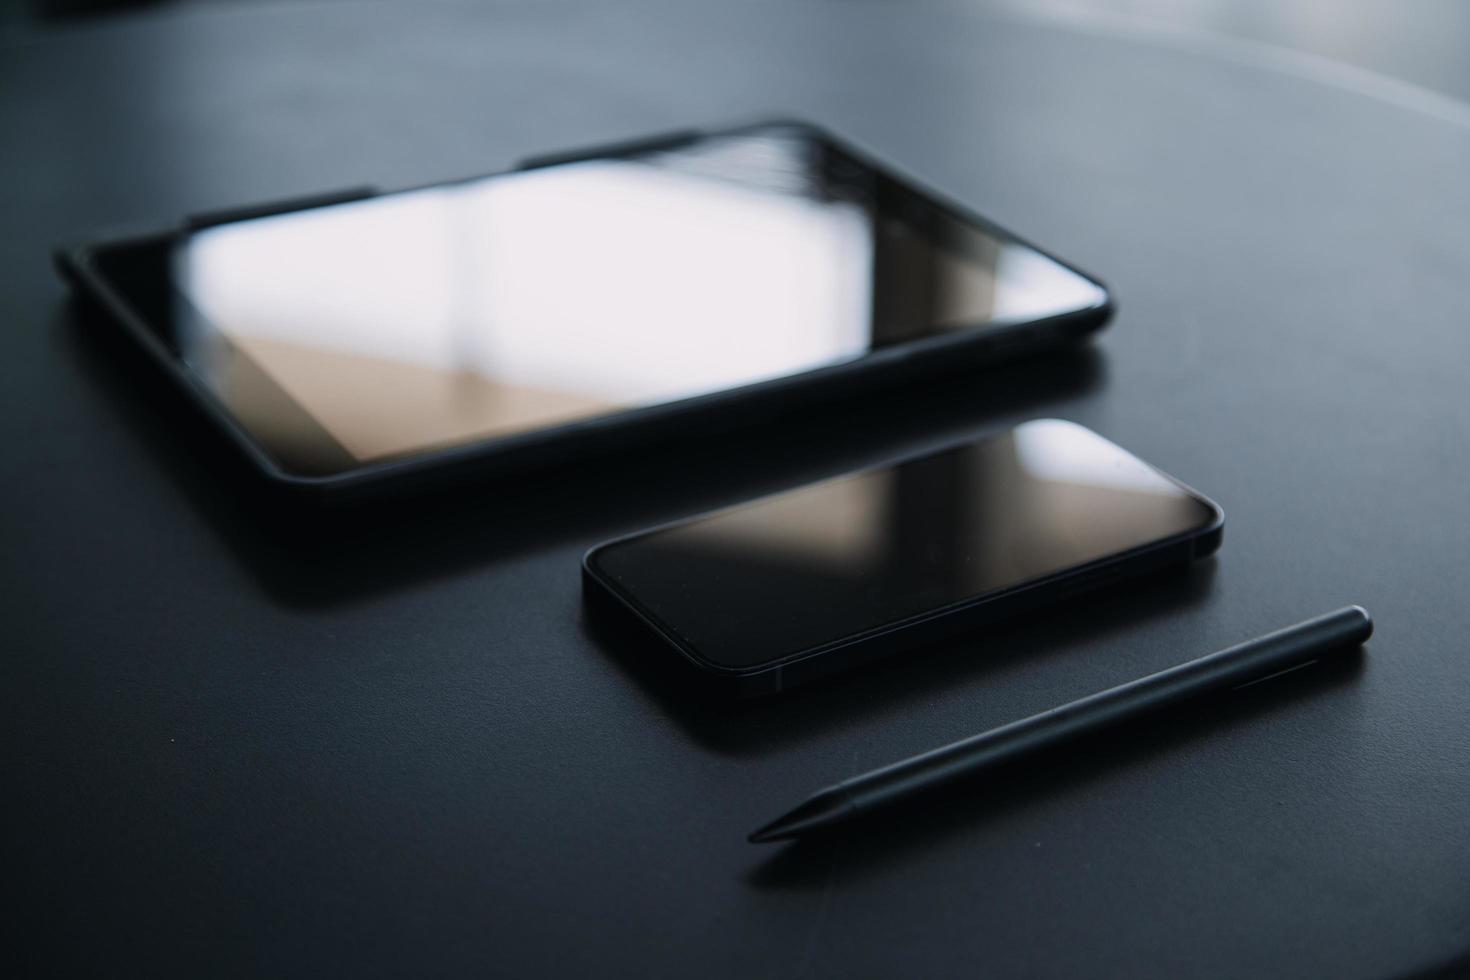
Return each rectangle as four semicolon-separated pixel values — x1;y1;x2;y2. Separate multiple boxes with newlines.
104;124;1106;476
588;420;1220;670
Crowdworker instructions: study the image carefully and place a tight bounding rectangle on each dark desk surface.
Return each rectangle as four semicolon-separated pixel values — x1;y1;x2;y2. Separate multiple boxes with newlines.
5;2;1470;976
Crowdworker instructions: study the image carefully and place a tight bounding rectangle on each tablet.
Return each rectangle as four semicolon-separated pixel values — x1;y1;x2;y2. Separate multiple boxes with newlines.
56;120;1111;499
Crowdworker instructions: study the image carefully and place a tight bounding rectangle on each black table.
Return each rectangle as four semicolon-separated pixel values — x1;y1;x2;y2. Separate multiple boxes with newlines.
6;2;1469;976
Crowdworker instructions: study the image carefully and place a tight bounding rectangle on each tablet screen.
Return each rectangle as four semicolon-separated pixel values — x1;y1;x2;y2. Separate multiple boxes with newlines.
113;125;1107;475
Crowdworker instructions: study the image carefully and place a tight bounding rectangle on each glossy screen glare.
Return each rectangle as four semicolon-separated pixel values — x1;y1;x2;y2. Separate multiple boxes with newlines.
170;129;1107;473
591;420;1218;669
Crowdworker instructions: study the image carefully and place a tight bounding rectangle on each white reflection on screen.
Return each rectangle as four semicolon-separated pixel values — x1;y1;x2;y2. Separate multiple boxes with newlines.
180;161;874;461
176;135;1109;469
990;247;1110;323
1010;419;1184;495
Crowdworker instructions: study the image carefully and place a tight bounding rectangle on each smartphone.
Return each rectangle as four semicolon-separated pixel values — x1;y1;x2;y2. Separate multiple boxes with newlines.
583;420;1223;697
56;120;1111;501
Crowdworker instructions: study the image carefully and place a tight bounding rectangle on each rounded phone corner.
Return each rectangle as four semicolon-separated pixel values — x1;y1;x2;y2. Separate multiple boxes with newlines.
1192;510;1225;559
580;555;781;699
580;543;611;584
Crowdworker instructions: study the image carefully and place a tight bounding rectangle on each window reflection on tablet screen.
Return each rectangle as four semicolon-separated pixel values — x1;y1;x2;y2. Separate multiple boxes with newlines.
170;129;1106;472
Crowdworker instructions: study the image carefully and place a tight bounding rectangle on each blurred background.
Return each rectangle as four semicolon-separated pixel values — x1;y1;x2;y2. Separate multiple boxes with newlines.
3;0;1467;107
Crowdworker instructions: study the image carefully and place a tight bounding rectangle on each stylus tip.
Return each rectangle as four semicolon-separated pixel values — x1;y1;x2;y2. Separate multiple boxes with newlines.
748;789;854;843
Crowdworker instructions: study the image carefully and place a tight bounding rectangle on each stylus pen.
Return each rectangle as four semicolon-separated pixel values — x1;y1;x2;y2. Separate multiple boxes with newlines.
748;606;1372;843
